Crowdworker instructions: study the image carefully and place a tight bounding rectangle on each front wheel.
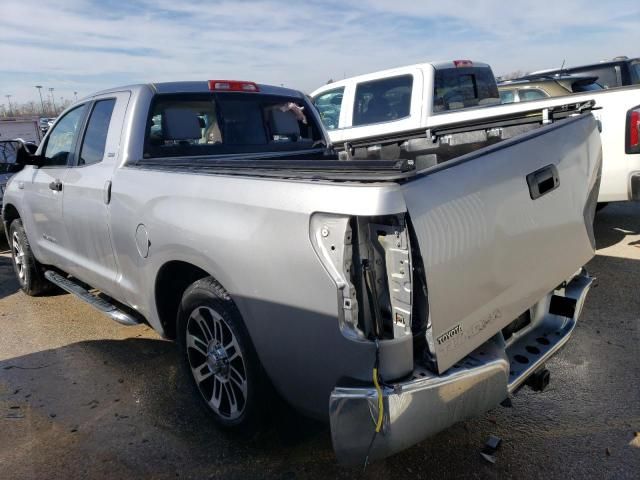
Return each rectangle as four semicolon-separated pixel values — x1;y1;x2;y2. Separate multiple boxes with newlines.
9;219;51;296
177;277;268;433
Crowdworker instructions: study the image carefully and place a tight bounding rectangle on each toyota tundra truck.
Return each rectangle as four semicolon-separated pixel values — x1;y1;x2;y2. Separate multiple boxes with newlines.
3;79;600;465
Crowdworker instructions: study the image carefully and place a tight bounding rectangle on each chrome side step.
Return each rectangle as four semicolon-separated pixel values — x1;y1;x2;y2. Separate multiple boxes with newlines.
44;270;141;326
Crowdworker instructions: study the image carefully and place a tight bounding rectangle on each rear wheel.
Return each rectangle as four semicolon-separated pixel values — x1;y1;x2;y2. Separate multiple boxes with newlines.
9;219;50;296
177;277;267;433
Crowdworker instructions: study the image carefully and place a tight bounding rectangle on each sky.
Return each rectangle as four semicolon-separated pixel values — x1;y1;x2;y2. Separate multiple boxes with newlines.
1;0;639;105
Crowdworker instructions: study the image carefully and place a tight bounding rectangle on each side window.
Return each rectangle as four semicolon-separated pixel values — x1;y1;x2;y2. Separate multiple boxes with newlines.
43;105;87;166
499;90;515;104
518;89;548;102
313;87;344;131
78;99;116;166
353;75;413;126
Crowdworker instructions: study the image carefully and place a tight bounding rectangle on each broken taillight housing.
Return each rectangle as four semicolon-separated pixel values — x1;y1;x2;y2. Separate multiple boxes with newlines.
310;213;414;341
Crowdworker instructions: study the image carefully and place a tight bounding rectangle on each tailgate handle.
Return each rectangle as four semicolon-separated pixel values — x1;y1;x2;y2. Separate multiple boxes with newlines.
526;164;559;200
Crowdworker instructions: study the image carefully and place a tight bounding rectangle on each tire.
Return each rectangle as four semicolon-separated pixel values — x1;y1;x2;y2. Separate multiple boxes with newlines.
177;277;268;434
9;219;51;296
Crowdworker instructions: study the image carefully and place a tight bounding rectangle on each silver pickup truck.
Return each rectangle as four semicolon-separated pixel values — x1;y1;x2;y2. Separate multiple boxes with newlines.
2;79;601;465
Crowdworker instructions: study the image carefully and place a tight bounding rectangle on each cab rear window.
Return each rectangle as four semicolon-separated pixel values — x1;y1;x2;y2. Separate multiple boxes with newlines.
144;93;322;158
433;67;500;112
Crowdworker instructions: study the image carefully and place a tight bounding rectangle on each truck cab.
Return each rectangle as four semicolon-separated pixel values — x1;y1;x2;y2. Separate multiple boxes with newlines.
311;60;501;148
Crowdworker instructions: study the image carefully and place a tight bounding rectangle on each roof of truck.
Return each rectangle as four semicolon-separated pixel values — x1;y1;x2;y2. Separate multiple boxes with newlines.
310;60;492;96
87;81;305;100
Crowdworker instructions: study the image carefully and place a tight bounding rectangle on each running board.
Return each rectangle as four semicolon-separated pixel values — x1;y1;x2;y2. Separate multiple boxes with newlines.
44;270;141;326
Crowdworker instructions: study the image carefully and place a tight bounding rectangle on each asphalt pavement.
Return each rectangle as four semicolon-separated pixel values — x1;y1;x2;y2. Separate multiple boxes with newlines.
0;202;639;479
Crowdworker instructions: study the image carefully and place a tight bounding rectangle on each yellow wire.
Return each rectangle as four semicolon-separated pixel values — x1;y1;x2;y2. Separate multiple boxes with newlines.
373;367;384;433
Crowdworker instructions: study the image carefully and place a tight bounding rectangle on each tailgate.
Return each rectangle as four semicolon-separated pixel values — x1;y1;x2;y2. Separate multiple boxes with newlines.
402;114;601;373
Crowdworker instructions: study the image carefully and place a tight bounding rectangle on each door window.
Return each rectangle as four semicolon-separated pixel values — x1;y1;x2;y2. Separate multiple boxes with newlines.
78;99;116;166
353;75;413;126
499;90;516;104
43;105;87;166
518;88;548;102
313;87;344;130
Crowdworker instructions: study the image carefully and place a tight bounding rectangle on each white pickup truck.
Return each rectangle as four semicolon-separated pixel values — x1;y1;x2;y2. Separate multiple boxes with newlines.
311;60;640;203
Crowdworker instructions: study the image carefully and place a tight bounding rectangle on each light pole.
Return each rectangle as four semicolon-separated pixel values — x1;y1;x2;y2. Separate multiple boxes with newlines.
74;91;78;101
5;95;12;117
35;85;45;114
49;87;56;114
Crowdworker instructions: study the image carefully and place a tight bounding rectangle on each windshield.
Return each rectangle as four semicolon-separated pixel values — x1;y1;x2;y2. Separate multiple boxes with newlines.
433;66;501;112
144;93;325;159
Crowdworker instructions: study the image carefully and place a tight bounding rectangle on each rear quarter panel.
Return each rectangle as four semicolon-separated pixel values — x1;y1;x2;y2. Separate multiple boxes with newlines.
108;168;408;418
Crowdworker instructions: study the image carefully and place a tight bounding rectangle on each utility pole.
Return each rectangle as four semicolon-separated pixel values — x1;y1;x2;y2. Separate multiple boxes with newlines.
5;95;12;117
35;85;45;114
49;87;56;114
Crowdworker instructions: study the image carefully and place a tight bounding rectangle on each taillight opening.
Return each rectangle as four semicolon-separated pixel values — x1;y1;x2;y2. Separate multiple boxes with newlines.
208;80;260;92
626;107;640;154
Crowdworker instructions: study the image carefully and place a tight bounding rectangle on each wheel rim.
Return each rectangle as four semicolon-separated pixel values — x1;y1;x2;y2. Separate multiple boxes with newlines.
186;306;248;420
12;231;26;282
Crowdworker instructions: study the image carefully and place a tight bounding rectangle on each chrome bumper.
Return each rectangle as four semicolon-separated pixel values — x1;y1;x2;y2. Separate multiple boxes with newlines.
329;270;593;465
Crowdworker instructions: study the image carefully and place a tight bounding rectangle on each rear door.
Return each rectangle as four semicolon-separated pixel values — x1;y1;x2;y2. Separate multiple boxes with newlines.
342;69;423;158
402;114;601;372
61;92;130;298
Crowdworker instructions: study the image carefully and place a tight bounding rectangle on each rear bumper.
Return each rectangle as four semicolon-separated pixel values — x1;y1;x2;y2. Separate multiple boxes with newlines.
329;270;593;465
630;172;640;201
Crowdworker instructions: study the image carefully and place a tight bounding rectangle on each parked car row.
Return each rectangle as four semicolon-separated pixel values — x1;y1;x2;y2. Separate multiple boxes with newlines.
39;117;57;134
0;55;636;466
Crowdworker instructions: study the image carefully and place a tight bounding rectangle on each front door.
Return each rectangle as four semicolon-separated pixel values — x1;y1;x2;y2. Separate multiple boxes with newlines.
20;104;88;270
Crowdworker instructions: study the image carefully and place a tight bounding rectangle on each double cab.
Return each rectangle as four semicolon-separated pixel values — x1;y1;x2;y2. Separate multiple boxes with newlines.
3;78;600;464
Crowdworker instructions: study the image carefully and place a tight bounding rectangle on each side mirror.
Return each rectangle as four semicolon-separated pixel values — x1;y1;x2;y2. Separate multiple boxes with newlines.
18;154;46;168
0;140;44;169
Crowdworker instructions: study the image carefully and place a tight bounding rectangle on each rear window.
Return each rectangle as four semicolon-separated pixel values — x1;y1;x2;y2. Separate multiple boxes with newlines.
144;93;322;159
572;81;603;92
569;66;620;88
433;67;500;112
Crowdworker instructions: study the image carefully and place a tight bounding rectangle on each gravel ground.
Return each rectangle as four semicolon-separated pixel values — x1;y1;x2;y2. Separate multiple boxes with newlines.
0;202;639;479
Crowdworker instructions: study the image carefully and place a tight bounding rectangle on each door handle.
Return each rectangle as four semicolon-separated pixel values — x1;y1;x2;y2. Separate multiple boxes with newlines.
526;164;559;200
48;179;63;192
103;180;112;204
